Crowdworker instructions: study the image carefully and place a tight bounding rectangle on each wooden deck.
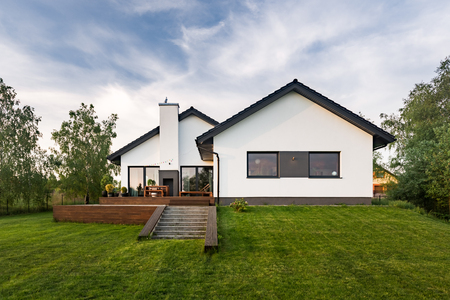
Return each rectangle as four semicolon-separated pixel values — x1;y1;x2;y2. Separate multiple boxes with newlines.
99;196;214;206
53;205;159;225
204;206;218;251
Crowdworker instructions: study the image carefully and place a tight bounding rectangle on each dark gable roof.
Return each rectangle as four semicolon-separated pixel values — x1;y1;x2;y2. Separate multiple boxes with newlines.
107;106;218;165
196;79;396;159
179;106;219;125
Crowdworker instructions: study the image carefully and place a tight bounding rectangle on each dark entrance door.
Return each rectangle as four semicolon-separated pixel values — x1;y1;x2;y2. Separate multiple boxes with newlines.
163;178;174;196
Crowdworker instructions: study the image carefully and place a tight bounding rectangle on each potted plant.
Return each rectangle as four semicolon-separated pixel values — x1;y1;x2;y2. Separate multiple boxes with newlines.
101;174;113;197
147;179;156;186
105;184;115;197
120;186;128;197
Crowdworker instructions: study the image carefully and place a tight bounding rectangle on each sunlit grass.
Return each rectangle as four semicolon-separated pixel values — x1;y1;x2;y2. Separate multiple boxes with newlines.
1;206;450;299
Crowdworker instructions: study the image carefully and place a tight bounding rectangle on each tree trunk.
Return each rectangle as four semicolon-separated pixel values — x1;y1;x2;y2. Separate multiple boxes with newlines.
85;191;89;205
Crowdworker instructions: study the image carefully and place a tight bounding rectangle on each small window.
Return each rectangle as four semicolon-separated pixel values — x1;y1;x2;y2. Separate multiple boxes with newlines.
248;152;278;178
309;153;339;178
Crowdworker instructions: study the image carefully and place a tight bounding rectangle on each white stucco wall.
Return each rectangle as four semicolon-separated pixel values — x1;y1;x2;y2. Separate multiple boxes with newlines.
159;104;179;170
119;114;214;190
213;91;373;198
120;135;160;189
179;115;214;167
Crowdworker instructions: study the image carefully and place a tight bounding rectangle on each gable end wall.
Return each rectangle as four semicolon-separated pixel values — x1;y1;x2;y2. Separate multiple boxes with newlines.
213;92;373;199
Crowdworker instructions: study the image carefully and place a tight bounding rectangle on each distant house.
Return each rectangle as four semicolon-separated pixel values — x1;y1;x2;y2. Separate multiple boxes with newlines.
108;79;395;205
373;167;397;197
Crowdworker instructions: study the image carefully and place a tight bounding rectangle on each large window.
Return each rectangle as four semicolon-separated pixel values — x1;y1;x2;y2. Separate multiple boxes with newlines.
128;166;159;196
181;166;213;193
309;153;339;178
247;152;278;178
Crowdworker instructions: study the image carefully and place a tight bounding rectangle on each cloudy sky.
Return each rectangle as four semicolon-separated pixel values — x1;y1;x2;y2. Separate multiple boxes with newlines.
1;0;450;159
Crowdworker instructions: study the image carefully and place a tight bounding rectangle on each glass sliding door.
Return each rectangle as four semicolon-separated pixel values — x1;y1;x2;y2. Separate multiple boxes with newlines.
181;166;213;193
128;166;160;196
198;167;212;192
145;167;159;186
181;167;196;192
129;167;144;197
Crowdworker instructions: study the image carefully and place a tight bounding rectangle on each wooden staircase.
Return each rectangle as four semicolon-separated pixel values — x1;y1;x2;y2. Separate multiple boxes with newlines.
151;206;209;239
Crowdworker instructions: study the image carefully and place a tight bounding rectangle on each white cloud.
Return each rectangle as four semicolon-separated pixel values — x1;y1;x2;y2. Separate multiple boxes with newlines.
2;0;450;156
113;0;199;14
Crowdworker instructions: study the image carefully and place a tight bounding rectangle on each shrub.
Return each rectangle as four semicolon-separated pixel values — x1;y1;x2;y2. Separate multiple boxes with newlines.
371;198;390;206
105;184;115;193
101;174;114;191
390;200;415;210
121;187;127;193
230;198;248;212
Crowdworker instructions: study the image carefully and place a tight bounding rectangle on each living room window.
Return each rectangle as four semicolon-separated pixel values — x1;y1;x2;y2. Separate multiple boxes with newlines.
181;166;213;192
247;152;278;178
309;152;340;178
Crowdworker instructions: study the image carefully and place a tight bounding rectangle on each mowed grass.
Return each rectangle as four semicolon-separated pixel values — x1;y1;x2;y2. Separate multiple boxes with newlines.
1;206;450;299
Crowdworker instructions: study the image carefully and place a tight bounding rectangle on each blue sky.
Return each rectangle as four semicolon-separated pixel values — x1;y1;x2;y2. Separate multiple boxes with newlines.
1;0;450;159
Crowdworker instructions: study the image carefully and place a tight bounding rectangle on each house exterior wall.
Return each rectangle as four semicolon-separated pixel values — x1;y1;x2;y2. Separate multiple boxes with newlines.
213;91;373;203
121;135;160;189
179;115;214;167
120;114;214;192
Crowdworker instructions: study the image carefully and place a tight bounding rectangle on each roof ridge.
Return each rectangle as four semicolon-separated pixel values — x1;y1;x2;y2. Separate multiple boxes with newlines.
179;106;219;125
108;106;218;164
196;79;395;148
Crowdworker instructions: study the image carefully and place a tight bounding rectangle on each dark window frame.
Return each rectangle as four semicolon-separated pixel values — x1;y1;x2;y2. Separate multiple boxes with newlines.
128;166;160;196
247;152;279;178
180;166;213;192
308;152;340;179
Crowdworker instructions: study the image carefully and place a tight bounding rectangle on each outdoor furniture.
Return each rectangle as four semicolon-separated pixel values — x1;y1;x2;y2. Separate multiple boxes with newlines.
179;191;213;197
144;186;169;197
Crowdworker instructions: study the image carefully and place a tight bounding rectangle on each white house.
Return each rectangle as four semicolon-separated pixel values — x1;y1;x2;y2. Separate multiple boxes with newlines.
108;79;395;205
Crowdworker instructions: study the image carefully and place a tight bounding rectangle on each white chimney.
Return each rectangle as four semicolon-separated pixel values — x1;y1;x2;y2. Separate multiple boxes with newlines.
159;102;179;170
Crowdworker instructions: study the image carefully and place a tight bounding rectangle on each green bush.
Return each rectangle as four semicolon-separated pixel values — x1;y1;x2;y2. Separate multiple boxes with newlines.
101;174;114;190
371;198;390;206
105;184;115;193
230;198;248;212
390;200;415;210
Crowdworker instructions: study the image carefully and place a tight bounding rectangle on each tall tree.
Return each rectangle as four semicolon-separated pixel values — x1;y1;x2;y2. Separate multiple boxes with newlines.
51;103;118;203
0;78;47;213
381;57;450;213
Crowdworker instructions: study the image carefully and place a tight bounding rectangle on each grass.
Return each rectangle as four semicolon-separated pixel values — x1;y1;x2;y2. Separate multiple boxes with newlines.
1;206;450;299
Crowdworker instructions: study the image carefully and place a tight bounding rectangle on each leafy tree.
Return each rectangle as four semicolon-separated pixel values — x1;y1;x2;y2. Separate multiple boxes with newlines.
381;57;450;213
0;78;48;213
424;125;450;212
51;103;119;204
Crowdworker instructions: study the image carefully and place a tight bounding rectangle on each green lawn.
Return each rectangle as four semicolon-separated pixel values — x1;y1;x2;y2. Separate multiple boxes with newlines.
1;206;450;299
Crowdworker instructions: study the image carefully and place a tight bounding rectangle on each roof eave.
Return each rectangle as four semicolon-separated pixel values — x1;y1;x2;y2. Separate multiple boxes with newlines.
196;80;396;148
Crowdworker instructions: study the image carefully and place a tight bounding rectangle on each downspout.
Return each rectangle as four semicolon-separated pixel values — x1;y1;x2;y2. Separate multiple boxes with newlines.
215;152;220;206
